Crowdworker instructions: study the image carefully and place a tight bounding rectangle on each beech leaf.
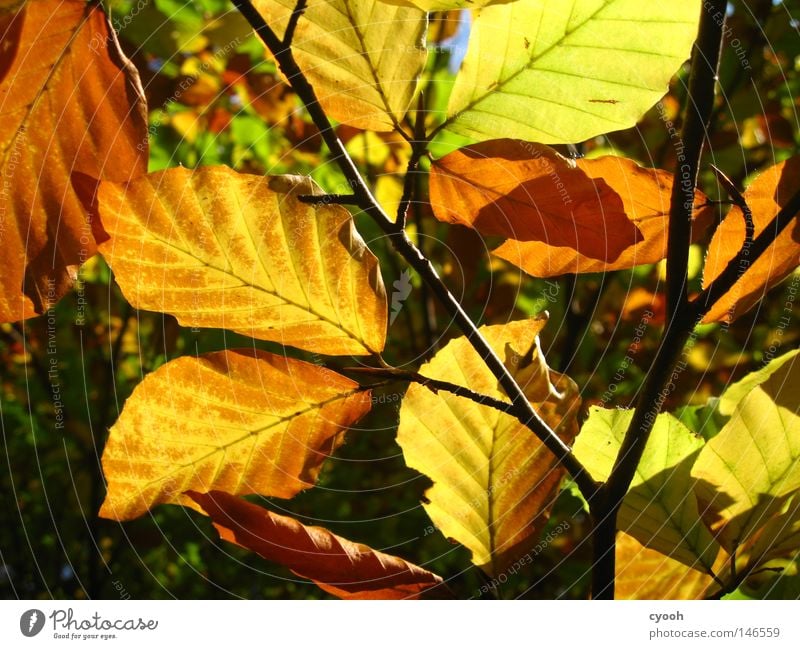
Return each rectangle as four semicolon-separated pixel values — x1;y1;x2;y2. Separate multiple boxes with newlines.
252;0;427;131
492;154;714;276
100;350;371;521
701;156;800;324
692;354;800;553
90;166;387;356
574;407;720;570
0;0;147;322
430;141;643;262
436;0;700;152
189;491;446;599
396;317;580;576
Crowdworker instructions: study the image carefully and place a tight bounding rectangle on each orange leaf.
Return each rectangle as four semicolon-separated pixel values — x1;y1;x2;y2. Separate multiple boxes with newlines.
484;151;714;277
89;167;387;356
189;491;447;600
431;140;643;262
701;156;800;323
0;0;147;321
100;350;371;521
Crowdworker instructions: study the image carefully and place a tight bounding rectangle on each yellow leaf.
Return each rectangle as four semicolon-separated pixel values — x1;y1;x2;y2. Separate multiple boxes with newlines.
692;355;800;553
0;0;147;321
91;166;387;356
396;316;580;576
189;491;447;599
615;532;717;600
252;0;427;131
574;408;720;570
100;350;371;521
381;1;511;11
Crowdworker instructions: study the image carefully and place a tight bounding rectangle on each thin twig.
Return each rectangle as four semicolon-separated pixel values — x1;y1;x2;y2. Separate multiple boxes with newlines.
283;0;307;47
711;164;755;249
231;0;598;499
345;366;518;417
590;0;727;600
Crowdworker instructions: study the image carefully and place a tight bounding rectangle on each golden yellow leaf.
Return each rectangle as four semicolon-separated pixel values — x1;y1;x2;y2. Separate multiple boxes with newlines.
492;154;714;276
615;532;716;600
91;166;387;356
100;350;371;521
0;0;147;322
252;0;427;131
702;156;800;323
189;491;447;599
396;316;580;576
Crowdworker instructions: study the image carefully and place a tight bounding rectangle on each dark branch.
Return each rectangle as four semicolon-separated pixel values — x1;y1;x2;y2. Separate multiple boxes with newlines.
298;193;361;206
283;0;307;47
711;164;755;249
590;0;727;600
231;0;598;499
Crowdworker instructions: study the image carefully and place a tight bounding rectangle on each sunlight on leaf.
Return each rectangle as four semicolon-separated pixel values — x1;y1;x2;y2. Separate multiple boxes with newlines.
397;316;580;576
0;0;147;321
189;491;447;599
574;407;721;570
252;0;427;131
692;355;800;554
702;156;800;324
100;350;371;520
435;0;700;151
89;166;387;355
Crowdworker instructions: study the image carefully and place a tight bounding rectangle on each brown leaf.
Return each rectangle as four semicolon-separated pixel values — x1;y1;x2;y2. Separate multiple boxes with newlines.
431;141;643;262
0;0;147;321
489;152;714;277
701;156;800;323
189;491;447;600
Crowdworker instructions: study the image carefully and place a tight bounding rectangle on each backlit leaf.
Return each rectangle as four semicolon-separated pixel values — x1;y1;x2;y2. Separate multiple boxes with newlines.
381;0;511;10
436;0;700;151
692;355;800;553
397;316;580;576
492;154;714;276
189;491;446;599
0;0;147;321
573;407;720;570
91;166;387;356
430;141;643;262
100;350;371;521
718;349;799;417
252;0;427;131
701;156;800;324
615;532;716;600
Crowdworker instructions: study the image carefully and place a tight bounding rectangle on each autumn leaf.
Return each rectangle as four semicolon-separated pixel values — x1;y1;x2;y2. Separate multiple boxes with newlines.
381;0;512;10
615;532;717;600
251;0;427;131
430;141;643;262
574;408;720;570
100;350;371;521
397;317;580;576
434;0;700;153
89;166;387;356
692;353;800;554
493;155;714;276
701;156;800;324
189;491;447;599
0;0;147;322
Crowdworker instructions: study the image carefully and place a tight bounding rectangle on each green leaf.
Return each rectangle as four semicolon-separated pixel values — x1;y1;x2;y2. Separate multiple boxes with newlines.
252;0;427;131
574;407;720;570
718;349;800;416
434;0;700;152
692;356;800;553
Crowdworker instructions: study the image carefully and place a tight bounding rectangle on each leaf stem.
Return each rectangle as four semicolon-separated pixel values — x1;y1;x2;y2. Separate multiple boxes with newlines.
231;0;598;500
590;0;727;600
